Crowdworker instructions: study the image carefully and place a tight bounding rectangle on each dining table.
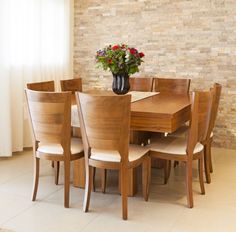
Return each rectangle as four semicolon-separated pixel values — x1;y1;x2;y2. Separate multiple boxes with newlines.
72;91;191;196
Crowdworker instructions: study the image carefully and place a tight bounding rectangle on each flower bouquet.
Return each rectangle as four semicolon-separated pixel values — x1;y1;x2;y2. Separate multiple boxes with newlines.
96;44;145;94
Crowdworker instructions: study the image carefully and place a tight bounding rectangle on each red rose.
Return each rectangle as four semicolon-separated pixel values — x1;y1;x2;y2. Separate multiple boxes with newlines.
139;52;145;58
129;48;138;55
112;45;120;51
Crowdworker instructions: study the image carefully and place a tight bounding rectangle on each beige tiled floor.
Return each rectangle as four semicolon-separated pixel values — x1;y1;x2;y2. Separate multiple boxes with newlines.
0;147;236;232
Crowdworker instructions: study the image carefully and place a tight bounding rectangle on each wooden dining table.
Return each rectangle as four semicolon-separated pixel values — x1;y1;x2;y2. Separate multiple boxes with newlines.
72;92;191;196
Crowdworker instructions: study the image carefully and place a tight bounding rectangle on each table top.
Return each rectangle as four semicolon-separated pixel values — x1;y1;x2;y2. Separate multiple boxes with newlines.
130;93;191;133
72;91;191;133
131;93;191;117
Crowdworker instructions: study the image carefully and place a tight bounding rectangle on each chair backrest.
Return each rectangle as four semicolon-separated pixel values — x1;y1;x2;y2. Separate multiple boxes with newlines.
60;78;82;93
206;83;222;139
60;78;82;104
187;90;213;155
129;77;153;91
26;80;55;92
25;89;71;154
153;78;190;94
76;92;131;163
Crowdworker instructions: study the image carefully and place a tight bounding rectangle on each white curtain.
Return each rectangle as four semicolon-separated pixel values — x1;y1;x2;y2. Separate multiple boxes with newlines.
0;0;74;157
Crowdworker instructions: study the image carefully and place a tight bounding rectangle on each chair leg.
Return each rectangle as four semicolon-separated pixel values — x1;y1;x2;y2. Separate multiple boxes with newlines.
198;155;205;194
101;169;107;193
164;160;171;184
204;144;211;184
64;160;70;208
51;161;54;168
32;157;40;201
55;161;60;185
91;167;96;192
83;165;93;212
148;157;151;196
186;160;193;208
142;156;151;201
120;166;128;220
174;161;179;168
118;170;121;195
209;140;213;173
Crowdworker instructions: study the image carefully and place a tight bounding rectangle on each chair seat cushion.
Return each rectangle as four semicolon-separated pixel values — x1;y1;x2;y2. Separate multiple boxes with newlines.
169;125;213;138
90;144;149;163
149;136;204;155
37;138;83;155
169;125;189;138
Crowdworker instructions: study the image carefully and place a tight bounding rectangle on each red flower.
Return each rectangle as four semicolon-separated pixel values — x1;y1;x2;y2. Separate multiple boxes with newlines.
139;52;145;58
129;48;138;55
112;45;120;51
108;58;113;64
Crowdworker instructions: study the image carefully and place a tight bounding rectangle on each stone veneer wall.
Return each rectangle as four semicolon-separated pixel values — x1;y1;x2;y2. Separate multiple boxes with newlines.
74;0;236;149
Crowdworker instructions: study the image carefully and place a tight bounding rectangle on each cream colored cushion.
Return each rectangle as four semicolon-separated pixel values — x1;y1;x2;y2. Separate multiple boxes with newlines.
90;144;149;162
169;126;213;139
169;125;189;138
37;138;83;155
149;136;204;155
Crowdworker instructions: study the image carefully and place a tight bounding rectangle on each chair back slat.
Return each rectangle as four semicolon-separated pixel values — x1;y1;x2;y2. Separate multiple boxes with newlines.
25;90;71;147
206;83;222;139
187;91;212;154
60;78;82;104
60;78;82;93
129;77;153;92
153;78;190;94
76;93;131;162
26;80;55;92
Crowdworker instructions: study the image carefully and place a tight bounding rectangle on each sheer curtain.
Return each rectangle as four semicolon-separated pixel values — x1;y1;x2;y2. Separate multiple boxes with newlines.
0;0;74;157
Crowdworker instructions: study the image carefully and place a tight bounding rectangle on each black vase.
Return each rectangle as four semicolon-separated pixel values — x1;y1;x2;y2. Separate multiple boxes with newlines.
112;73;130;95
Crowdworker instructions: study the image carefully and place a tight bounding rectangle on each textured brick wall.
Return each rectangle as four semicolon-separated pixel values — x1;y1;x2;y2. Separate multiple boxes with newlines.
74;0;236;149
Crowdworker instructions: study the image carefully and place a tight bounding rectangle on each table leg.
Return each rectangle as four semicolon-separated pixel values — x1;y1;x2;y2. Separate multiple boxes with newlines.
118;168;137;197
127;168;137;196
73;158;85;188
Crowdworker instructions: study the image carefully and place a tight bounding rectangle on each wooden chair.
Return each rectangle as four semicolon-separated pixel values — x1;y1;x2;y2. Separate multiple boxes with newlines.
152;77;191;174
129;77;153;92
76;92;150;220
153;78;191;94
169;83;222;184
129;77;154;145
26;80;55;92
202;83;222;183
60;78;82;105
129;77;154;142
99;78;153;194
26;81;57;173
25;90;84;208
149;90;213;208
60;77;86;189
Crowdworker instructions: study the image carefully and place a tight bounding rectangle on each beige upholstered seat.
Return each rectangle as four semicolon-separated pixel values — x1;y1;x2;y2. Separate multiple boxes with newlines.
169;125;213;138
38;138;83;155
150;137;204;155
91;144;149;163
